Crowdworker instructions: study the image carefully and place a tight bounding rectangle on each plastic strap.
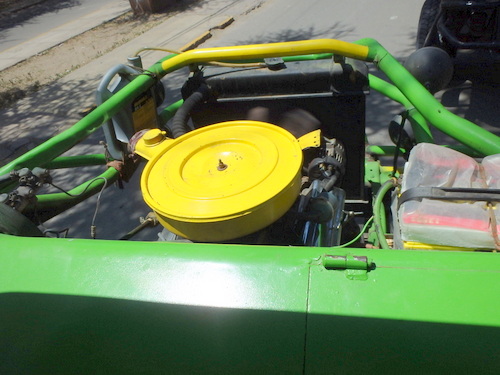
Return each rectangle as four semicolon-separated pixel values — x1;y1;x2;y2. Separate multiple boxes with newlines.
398;187;500;209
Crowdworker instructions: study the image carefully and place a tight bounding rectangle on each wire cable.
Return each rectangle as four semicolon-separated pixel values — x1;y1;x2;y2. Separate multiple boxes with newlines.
392;111;408;176
90;178;108;239
49;177;107;198
337;216;374;248
48;177;108;239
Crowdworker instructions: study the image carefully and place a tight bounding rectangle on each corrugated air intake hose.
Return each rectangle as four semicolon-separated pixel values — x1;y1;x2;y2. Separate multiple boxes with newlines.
170;85;209;138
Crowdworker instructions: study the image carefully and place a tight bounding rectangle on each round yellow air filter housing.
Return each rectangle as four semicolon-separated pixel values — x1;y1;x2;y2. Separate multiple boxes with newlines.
139;121;303;242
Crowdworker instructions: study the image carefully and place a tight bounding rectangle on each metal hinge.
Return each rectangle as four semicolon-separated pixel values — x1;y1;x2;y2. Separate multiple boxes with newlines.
322;254;375;280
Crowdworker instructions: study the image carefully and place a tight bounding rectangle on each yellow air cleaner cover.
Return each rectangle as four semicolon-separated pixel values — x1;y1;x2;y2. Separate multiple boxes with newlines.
138;121;303;242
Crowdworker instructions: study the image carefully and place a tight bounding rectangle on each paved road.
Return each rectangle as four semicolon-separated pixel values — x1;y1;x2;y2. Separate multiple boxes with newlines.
0;0;129;70
204;0;421;56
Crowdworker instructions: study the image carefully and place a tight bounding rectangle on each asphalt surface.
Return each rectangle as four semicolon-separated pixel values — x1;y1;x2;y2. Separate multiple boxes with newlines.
0;0;130;71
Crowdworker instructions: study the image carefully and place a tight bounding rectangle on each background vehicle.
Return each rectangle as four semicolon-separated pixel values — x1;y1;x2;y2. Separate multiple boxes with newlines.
417;0;500;83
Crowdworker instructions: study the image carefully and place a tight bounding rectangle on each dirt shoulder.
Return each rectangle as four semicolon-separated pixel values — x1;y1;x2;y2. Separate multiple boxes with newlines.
0;1;199;109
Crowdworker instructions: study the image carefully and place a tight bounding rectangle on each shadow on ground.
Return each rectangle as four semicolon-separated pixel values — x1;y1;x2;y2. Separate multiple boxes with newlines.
235;22;355;45
0;0;81;32
0;76;97;162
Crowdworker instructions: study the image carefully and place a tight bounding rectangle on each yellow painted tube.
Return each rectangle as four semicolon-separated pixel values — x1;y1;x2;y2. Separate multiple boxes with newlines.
160;39;369;73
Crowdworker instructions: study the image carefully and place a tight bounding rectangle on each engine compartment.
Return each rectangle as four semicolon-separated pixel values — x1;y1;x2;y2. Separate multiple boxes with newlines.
136;57;368;246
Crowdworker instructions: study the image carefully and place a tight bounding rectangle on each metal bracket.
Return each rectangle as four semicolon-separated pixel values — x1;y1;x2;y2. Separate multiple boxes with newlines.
322;254;375;280
323;254;374;270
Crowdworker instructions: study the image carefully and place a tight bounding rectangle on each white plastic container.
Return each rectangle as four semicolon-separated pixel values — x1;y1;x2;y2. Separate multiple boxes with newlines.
397;143;500;250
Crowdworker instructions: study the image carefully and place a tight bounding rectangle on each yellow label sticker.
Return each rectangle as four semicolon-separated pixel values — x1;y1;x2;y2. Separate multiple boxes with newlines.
131;92;157;132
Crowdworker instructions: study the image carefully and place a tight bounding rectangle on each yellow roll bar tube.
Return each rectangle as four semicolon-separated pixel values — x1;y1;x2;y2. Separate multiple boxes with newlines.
160;39;369;73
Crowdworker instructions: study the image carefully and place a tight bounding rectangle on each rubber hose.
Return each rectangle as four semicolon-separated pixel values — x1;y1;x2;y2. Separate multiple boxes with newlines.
373;178;398;249
0;173;12;185
170;85;209;138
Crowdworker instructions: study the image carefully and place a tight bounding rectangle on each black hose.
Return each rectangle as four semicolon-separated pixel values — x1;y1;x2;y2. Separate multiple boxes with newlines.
0;173;12;185
170;85;209;138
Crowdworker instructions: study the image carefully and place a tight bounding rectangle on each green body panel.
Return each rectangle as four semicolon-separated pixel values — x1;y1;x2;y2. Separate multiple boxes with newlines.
306;249;500;374
2;235;500;373
0;236;311;373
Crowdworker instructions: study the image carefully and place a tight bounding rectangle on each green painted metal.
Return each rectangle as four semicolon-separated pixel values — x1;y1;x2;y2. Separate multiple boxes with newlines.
368;74;434;143
42;154;108;169
367;144;483;158
364;160;395;186
0;234;313;310
282;53;333;62
373;179;397;249
0;235;312;373
357;38;500;155
364;161;396;249
306;249;500;374
1;235;500;372
364;159;385;185
24;167;119;222
159;99;183;123
366;145;404;157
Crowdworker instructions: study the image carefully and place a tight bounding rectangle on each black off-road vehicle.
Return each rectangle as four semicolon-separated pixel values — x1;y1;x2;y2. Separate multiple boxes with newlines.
416;0;500;82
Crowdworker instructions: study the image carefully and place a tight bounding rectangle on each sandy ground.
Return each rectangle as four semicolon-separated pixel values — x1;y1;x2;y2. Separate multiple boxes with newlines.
0;0;196;108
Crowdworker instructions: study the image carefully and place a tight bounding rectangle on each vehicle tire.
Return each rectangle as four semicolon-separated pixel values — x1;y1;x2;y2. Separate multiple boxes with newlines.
0;204;43;237
416;0;440;48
